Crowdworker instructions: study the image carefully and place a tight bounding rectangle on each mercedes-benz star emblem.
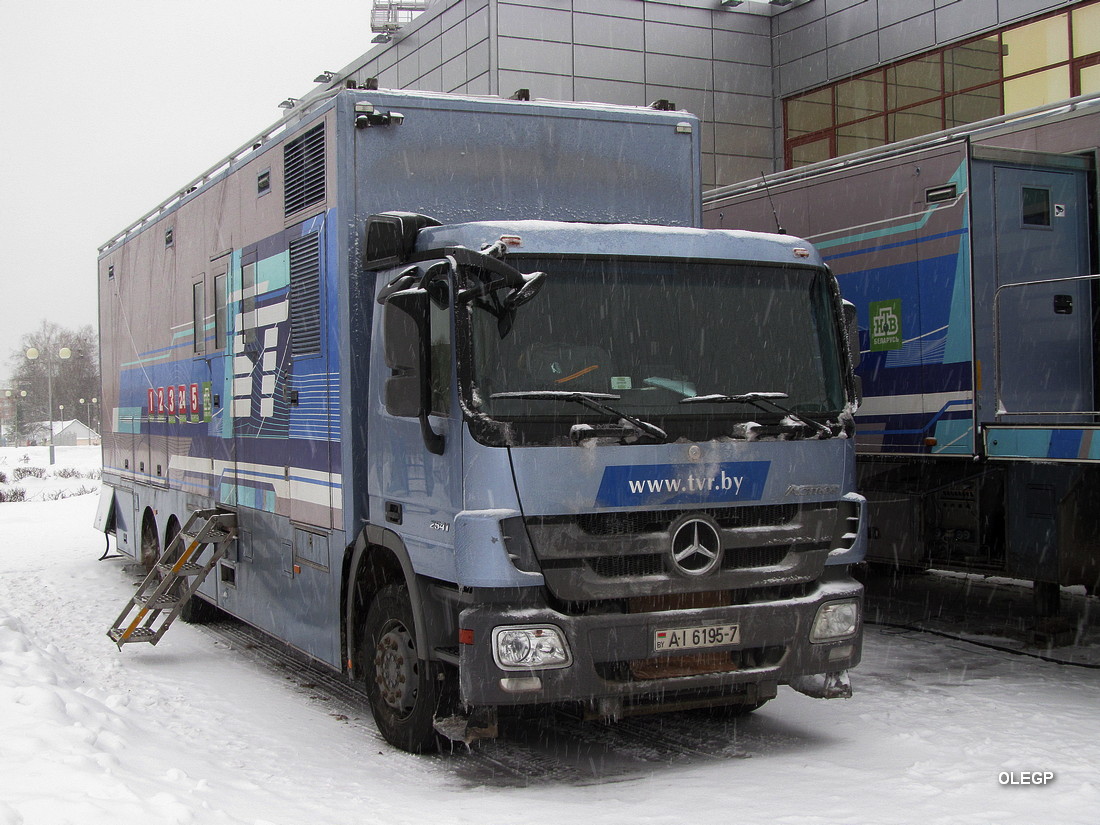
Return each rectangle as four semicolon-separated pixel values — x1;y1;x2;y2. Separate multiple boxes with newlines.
670;517;723;576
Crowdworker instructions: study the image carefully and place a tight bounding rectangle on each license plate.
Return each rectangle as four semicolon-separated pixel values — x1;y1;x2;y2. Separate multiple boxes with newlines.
654;624;741;652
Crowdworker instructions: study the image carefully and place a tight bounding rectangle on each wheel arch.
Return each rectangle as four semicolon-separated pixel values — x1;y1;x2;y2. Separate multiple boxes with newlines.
344;525;429;678
164;513;182;548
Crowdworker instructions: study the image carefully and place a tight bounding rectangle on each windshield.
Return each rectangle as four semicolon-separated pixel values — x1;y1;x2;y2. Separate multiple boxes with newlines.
461;256;847;444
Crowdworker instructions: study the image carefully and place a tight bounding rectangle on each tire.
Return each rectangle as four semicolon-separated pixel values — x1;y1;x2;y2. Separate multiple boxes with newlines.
179;593;222;624
139;512;160;573
361;584;445;753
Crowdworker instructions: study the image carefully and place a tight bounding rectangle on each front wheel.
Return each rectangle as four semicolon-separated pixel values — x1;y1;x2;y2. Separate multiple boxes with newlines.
361;584;446;753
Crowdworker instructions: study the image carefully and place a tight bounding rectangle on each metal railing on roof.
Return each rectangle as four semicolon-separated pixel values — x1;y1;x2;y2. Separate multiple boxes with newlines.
98;89;343;254
370;0;429;33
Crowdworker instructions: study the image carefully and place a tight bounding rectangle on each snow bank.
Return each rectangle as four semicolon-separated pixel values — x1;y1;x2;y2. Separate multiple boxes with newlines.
1;447;1099;823
0;446;102;503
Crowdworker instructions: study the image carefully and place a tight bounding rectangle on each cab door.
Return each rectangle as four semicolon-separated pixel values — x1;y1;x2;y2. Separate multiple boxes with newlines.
368;271;463;585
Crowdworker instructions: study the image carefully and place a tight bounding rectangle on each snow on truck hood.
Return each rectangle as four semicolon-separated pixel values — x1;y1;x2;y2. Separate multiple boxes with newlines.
415;221;826;267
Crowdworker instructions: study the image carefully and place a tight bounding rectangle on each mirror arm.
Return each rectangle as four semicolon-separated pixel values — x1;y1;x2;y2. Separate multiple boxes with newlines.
416;303;445;455
420;411;445;455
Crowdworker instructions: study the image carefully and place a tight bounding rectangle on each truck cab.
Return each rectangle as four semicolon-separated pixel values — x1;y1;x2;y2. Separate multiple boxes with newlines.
355;213;866;750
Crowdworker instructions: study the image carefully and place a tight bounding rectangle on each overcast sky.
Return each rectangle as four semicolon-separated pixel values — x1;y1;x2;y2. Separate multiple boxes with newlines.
0;0;383;383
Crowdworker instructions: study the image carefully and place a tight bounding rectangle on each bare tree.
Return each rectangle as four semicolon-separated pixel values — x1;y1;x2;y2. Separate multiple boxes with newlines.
7;321;101;433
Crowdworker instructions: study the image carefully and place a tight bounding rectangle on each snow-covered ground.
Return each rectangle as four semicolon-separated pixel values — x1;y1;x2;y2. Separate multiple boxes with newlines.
2;446;1100;824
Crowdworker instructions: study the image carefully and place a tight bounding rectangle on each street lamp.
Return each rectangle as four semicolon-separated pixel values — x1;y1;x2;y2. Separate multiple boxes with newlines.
26;345;71;464
79;397;99;433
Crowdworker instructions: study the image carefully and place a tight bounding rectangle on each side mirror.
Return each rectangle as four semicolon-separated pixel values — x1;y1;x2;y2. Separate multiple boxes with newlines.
364;212;440;271
842;300;861;369
503;271;547;309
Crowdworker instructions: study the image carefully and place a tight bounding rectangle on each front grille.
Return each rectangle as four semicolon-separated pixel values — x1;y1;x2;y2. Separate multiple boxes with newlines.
586;545;795;579
526;503;836;602
590;554;665;578
576;504;800;537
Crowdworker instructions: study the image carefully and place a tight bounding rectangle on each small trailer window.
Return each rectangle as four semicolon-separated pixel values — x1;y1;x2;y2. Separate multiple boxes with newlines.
192;280;206;355
1022;186;1052;226
214;272;227;350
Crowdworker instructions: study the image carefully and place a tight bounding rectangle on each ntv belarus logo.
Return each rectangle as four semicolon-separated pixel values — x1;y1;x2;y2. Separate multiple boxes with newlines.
869;299;903;351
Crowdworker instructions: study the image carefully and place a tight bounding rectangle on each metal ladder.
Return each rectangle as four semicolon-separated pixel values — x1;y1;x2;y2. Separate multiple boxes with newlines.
107;509;237;648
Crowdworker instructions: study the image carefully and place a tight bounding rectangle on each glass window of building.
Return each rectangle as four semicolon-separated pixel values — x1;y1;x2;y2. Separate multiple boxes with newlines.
887;57;941;109
835;72;884;123
1073;3;1100;55
836;117;885;156
789;135;832;167
1080;62;1100;94
1004;66;1071;111
783;1;1100;168
1002;15;1068;77
945;86;1003;128
786;87;833;139
889;101;942;143
944;37;1001;93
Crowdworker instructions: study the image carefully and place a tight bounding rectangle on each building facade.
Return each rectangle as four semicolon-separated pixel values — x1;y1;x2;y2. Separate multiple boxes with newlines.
299;0;1095;190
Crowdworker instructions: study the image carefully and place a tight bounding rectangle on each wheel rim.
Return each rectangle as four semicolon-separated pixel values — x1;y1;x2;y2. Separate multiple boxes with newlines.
374;619;419;719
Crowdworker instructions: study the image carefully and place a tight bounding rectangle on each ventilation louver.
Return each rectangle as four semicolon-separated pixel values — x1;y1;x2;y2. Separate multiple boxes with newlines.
289;232;322;357
284;123;326;217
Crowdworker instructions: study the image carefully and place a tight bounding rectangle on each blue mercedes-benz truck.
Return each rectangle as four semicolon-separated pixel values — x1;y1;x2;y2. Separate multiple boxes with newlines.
98;88;866;752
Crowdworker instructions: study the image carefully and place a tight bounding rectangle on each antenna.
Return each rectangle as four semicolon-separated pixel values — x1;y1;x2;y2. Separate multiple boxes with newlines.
760;172;786;235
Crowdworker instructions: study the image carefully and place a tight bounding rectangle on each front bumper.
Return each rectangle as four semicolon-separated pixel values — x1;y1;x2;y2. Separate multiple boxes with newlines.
457;575;863;708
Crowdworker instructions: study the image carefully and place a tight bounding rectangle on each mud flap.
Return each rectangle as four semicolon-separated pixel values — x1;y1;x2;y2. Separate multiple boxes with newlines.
789;670;852;699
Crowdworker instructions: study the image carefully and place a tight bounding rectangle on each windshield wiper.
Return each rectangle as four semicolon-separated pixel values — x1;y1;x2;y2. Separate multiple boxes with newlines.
681;391;834;437
490;391;668;443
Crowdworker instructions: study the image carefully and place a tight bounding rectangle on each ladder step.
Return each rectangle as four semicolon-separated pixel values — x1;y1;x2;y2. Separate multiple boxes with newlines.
158;561;206;577
183;526;233;544
135;592;183;611
108;627;157;644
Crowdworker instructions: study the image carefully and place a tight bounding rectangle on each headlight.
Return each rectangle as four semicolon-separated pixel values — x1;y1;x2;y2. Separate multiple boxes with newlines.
492;625;572;671
810;600;860;643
